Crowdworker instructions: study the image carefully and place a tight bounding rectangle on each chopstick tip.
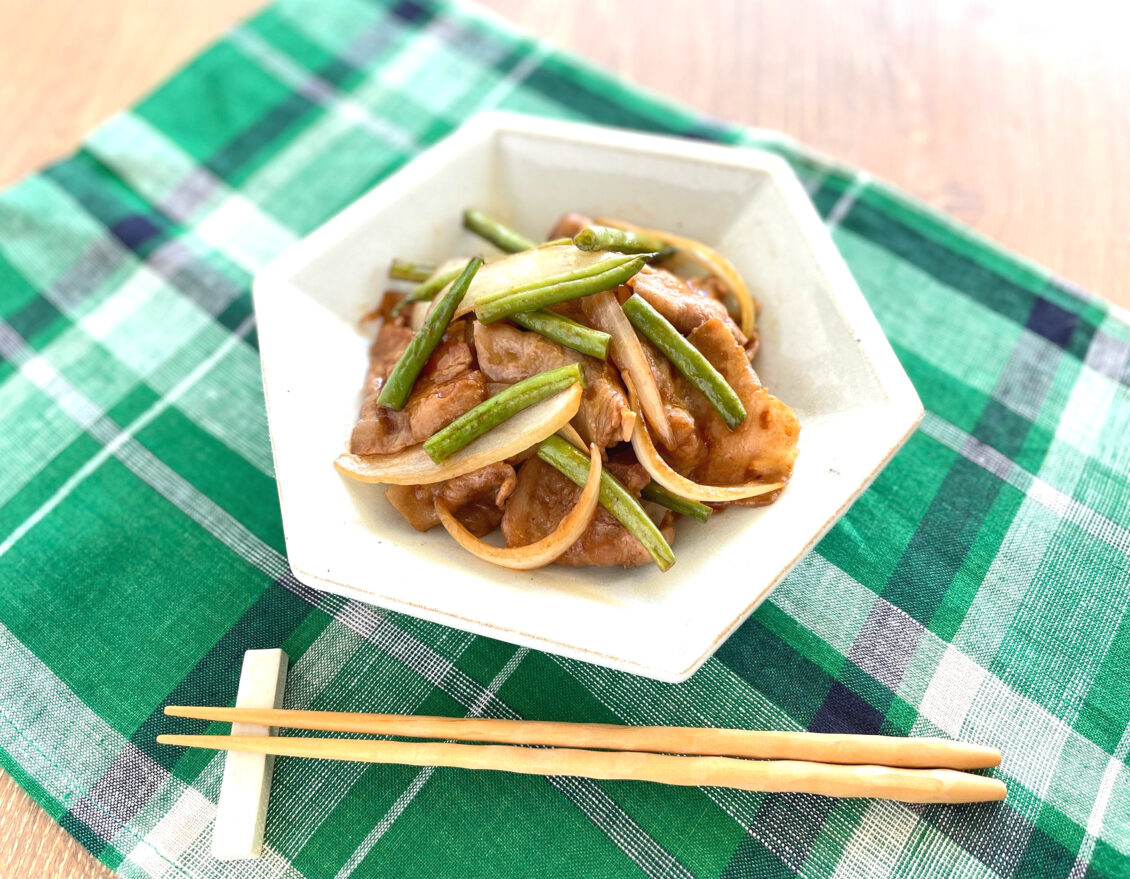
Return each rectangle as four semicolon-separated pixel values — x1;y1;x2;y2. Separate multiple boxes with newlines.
973;745;1003;769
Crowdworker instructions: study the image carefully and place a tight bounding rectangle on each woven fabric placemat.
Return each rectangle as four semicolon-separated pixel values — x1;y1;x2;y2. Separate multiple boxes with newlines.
0;0;1127;876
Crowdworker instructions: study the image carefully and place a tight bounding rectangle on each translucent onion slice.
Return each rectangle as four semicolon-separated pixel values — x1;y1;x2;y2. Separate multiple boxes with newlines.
335;384;582;485
586;290;675;449
434;442;601;570
596;217;756;337
625;375;782;502
556;422;587;449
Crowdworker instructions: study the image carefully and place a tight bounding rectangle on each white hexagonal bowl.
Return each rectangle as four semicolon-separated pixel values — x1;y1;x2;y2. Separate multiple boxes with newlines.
253;111;922;682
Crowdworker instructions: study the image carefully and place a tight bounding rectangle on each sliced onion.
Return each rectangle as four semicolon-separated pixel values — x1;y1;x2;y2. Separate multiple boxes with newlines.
624;375;782;502
425;245;630;322
556;422;587;449
335;384;582;485
586;290;675;449
597;217;757;338
434;442;601;570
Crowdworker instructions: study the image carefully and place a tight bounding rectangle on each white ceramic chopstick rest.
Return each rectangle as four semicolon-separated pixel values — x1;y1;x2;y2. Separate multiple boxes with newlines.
211;649;289;860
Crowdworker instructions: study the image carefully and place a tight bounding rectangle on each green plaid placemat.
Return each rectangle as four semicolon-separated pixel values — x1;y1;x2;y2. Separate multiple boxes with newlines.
2;0;1128;876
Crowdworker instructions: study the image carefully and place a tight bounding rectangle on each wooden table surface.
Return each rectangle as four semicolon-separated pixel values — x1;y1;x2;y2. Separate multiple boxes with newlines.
1;1;1128;876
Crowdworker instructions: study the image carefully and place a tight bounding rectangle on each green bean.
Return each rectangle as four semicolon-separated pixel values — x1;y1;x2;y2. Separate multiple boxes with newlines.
509;310;611;360
389;258;435;282
476;255;651;324
378;258;482;410
537;435;675;571
406;266;462;303
622;294;747;430
573;224;667;255
423;364;583;463
389;265;464;317
538;237;572;248
463;209;536;253
476;252;648;308
640;483;712;522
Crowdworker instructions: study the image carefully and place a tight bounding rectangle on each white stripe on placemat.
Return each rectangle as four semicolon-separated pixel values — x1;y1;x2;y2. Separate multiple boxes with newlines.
0;315;257;561
332;647;530;879
476;40;551;109
227;29;423;155
770;553;1130;851
0;318;691;876
824;172;871;229
0;623;218;879
920;411;1130;557
1069;722;1130;877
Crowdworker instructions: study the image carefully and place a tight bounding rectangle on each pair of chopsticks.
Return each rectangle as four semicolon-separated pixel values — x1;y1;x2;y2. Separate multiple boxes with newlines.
158;707;1005;804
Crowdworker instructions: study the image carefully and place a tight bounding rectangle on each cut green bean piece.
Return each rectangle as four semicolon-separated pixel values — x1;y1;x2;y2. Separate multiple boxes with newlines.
574;224;667;255
477;255;651;324
510;310;611;359
463;209;536;253
406;266;462;303
389;259;435;282
389;265;464;317
475;252;647;308
424;364;583;463
538;237;572;248
622;294;747;430
378;258;482;410
537;435;675;571
641;483;712;522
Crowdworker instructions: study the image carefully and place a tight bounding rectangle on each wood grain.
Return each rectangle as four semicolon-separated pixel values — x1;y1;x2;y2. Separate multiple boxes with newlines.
0;0;1127;876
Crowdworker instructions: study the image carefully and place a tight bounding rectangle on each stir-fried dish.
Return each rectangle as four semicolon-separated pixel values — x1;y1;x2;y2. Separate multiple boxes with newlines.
335;210;800;572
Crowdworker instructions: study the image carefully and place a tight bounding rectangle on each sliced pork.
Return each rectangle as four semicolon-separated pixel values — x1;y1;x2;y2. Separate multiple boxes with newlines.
665;319;799;506
385;462;518;536
350;320;486;456
501;457;674;568
626;266;747;347
348;211;800;569
473;321;631;448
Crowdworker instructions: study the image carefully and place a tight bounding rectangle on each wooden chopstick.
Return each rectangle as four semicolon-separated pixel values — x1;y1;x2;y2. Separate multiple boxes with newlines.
156;734;1006;804
164;706;1001;770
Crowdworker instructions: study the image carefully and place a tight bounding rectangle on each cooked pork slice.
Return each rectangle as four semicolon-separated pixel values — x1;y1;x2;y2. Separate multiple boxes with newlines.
473;321;631;447
626;267;747;347
679;319;799;505
350;320;486;456
501;458;675;568
473;321;570;381
385;462;518;536
547;211;594;240
742;327;761;362
685;275;730;301
686;275;760;361
419;320;476;384
638;338;707;474
603;447;650;494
